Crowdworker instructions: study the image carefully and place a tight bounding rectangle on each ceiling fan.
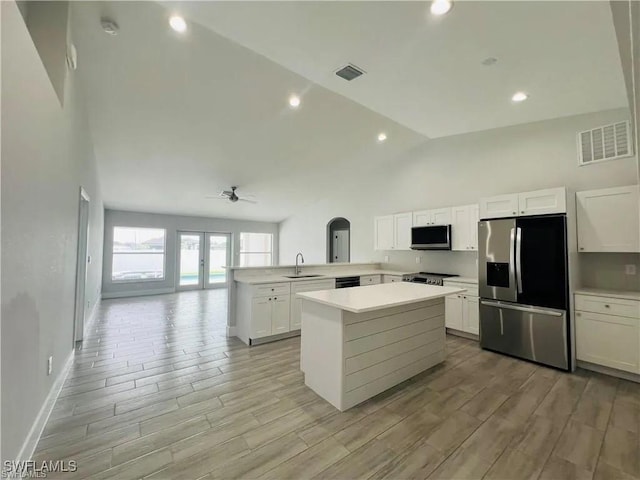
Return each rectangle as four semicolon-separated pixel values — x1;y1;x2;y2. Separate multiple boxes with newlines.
206;186;256;204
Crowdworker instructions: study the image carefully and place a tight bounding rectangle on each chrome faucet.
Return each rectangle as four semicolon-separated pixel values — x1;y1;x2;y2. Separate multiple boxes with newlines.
295;252;304;276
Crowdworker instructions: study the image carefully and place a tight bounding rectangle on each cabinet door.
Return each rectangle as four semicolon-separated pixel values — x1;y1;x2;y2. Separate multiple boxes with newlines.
290;296;303;330
576;311;639;373
467;204;479;251
451;205;470;251
576;185;640;252
518;187;566;216
431;208;452;225
479;194;519;219
271;295;291;335
374;215;395;250
413;210;431;227
463;296;480;335
251;297;272;338
445;295;464;330
394;213;413;250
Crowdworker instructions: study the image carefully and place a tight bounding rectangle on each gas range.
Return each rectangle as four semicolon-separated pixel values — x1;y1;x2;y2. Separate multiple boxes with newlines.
402;271;459;286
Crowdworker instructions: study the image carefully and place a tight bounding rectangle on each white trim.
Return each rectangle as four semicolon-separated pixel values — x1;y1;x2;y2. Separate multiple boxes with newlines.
101;287;175;299
226;326;237;338
15;350;75;462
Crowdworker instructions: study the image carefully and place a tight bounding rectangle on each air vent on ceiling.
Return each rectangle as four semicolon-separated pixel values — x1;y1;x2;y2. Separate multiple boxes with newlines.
578;121;633;165
335;64;365;81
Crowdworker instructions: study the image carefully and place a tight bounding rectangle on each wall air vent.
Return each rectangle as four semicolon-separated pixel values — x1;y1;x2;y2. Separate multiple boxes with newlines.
578;121;633;165
335;64;365;81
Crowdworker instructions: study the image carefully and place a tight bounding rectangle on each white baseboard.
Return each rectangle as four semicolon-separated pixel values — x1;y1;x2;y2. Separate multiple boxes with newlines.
15;349;75;462
226;326;237;338
101;287;175;299
577;360;640;383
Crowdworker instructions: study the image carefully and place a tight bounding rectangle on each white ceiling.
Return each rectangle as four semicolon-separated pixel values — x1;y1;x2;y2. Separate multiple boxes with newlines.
162;0;628;138
71;1;628;222
71;1;426;222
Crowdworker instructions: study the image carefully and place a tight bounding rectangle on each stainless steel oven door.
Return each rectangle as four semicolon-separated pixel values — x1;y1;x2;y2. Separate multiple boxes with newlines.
479;300;569;370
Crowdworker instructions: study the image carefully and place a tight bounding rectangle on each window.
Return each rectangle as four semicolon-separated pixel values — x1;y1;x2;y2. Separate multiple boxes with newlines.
239;233;273;267
112;227;166;282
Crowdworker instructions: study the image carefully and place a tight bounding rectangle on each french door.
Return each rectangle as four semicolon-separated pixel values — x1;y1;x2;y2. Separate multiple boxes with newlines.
177;232;231;290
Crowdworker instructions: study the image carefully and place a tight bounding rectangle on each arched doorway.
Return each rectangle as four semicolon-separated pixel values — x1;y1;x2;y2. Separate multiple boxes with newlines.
327;217;351;263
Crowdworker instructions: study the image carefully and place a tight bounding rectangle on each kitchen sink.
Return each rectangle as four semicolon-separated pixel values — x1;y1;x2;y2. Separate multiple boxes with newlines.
283;274;325;278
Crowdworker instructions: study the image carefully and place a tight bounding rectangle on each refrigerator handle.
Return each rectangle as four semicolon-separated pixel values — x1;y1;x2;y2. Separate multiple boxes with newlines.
509;227;516;290
516;227;523;294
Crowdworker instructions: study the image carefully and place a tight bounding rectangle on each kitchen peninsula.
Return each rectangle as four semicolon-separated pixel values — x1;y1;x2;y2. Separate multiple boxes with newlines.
298;282;465;411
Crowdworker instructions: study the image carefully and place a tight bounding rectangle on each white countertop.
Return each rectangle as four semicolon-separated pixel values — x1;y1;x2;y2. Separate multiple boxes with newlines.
226;262;378;271
297;282;467;314
235;269;412;285
574;288;640;301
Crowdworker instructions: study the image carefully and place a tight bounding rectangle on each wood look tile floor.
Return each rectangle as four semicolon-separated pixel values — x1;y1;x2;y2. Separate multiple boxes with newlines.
35;290;640;480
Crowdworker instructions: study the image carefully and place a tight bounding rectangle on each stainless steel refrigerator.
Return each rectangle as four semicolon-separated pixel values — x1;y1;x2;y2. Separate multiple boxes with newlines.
478;215;570;370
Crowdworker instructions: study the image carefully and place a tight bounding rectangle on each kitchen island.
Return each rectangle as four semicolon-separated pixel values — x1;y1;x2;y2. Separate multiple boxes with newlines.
298;282;466;411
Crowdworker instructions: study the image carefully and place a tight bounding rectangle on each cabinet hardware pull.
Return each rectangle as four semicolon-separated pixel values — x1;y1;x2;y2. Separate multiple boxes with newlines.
605;304;610;308
579;247;584;251
576;312;581;316
512;211;516;215
521;211;525;214
274;297;277;300
268;298;272;301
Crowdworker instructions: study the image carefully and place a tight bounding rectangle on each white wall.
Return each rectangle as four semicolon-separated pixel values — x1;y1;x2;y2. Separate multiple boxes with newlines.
1;1;104;461
280;108;639;285
102;209;279;298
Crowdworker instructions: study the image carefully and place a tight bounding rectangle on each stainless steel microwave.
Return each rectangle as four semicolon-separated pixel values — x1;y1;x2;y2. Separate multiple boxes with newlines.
410;225;452;250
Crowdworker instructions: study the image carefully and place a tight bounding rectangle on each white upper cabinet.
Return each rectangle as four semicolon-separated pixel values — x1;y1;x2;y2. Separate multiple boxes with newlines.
413;208;451;226
374;215;394;250
576;185;640;253
518;187;567;216
451;204;479;251
393;213;413;250
480;187;566;219
479;193;519;219
374;213;412;251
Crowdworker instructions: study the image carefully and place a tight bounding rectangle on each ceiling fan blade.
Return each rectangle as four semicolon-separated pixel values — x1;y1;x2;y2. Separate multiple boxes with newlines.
238;198;257;204
205;195;229;200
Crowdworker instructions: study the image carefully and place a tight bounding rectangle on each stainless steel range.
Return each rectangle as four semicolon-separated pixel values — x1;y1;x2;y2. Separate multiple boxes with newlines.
402;272;459;286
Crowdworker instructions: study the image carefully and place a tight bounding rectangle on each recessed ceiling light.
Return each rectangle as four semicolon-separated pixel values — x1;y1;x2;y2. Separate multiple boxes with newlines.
169;15;187;33
481;57;498;67
430;0;453;16
288;95;301;108
511;91;529;103
377;132;387;142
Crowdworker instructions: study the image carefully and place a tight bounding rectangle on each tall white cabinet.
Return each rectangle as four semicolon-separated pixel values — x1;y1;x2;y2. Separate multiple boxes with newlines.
576;185;640;252
443;279;479;337
451;204;479;251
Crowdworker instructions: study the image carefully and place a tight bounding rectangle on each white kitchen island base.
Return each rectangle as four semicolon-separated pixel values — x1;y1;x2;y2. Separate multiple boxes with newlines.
298;283;464;411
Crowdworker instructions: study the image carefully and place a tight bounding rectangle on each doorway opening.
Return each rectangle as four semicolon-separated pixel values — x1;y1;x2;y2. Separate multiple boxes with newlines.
177;232;231;290
326;217;351;263
73;187;90;344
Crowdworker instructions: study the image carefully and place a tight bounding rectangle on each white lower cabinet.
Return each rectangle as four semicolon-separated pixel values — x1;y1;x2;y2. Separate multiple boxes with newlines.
360;275;382;285
444;281;479;337
237;282;292;344
290;279;336;330
250;295;291;338
575;293;640;374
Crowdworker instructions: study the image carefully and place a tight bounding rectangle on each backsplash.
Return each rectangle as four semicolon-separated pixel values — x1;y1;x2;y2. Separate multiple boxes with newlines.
374;250;479;278
579;253;640;291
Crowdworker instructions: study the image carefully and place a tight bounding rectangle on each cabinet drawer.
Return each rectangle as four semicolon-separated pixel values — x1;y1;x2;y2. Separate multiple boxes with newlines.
383;275;402;283
444;282;478;298
360;275;381;285
253;283;290;297
291;279;335;293
575;295;639;319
